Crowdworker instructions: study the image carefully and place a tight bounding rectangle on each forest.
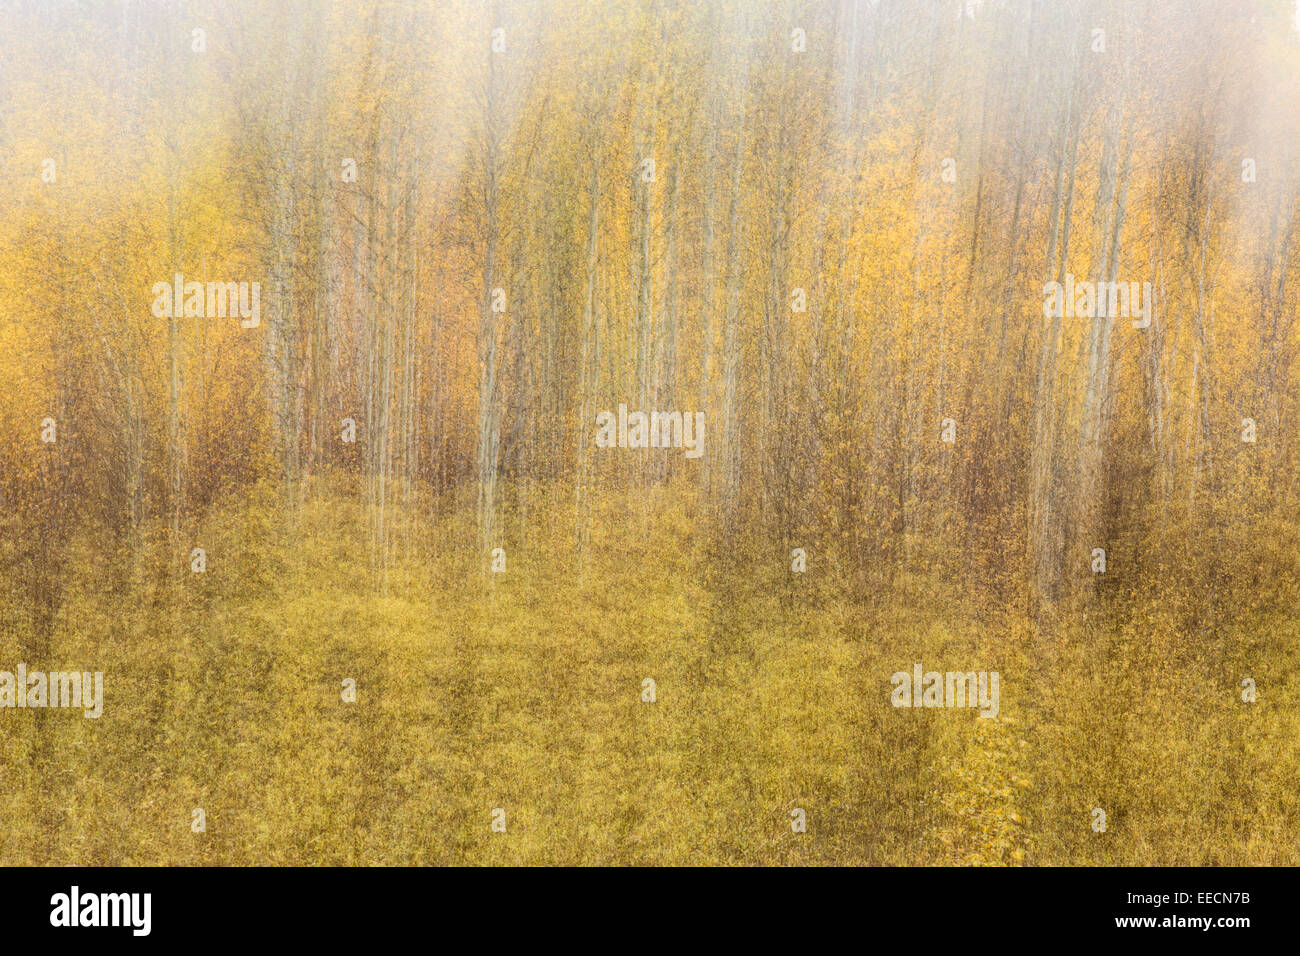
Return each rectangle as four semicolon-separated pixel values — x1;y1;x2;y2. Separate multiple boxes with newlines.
1;0;1298;865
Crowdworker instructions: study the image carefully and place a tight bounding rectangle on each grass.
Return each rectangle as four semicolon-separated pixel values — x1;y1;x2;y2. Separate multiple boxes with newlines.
0;482;1295;865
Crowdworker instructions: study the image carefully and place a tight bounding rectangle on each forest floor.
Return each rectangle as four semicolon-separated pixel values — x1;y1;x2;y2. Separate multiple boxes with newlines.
1;484;1296;865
